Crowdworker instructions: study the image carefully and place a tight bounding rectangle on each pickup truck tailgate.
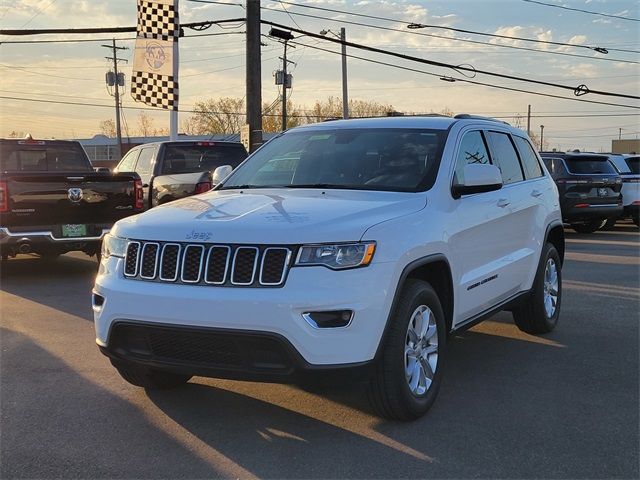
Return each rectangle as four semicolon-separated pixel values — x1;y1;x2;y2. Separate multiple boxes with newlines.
2;172;140;227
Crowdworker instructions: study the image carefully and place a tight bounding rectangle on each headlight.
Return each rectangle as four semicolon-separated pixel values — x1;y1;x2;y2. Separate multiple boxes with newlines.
101;233;128;258
295;242;376;270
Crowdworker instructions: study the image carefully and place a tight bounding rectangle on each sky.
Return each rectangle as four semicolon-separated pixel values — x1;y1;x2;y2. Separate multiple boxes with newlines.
0;0;638;152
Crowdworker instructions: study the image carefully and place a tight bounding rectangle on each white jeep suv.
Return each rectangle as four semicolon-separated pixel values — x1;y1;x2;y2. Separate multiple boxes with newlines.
93;115;564;420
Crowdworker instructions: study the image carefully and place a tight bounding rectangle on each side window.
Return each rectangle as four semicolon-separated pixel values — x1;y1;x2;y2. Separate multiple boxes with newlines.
486;132;524;185
453;130;491;185
116;149;139;172
513;136;543;179
135;148;155;175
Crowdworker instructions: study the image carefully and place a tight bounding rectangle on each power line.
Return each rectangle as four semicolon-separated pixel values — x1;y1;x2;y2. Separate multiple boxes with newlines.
20;0;58;28
264;20;640;102
521;0;640;22
270;0;640;54
0;31;243;45
261;7;640;65
288;39;640;110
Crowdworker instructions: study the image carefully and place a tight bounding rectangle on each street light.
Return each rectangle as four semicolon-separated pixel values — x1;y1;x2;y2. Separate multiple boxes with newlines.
320;27;349;119
540;125;545;151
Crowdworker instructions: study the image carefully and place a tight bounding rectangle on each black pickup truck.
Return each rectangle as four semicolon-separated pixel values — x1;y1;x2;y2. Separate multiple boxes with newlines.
112;140;247;209
0;138;142;260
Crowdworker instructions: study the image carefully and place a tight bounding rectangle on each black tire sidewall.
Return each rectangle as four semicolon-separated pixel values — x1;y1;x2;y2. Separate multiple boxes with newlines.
533;244;562;330
387;281;447;417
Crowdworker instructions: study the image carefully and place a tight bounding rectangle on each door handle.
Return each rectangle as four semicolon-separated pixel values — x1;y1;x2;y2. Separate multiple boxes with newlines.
497;198;510;208
531;189;542;197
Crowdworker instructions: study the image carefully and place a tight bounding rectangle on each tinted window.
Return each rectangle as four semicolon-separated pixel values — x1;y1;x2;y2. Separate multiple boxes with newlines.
625;156;640;174
564;156;617;174
541;157;564;176
221;129;448;192
135;148;155;175
513;136;543;179
117;149;139;172
486;132;524;184
0;142;91;172
453;130;490;185
162;145;247;174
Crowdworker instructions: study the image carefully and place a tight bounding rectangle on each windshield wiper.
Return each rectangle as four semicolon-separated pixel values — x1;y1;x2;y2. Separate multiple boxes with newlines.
285;183;353;189
219;184;264;190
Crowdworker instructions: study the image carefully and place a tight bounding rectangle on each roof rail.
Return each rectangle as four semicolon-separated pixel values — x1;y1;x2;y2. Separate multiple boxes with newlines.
453;114;510;125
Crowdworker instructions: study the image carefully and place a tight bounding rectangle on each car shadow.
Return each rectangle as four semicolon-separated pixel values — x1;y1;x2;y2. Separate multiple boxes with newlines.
146;311;638;478
0;253;96;321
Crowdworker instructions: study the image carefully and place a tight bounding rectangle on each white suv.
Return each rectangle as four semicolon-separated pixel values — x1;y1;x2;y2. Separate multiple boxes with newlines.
93;115;564;420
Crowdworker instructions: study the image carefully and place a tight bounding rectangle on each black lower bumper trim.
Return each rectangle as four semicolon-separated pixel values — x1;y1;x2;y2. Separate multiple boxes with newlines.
100;321;373;384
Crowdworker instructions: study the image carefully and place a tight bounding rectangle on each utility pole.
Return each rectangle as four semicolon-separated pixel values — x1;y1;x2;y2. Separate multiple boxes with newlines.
526;104;531;136
619;128;622;140
246;0;262;152
341;27;349;119
540;125;545;151
281;40;289;131
102;39;128;160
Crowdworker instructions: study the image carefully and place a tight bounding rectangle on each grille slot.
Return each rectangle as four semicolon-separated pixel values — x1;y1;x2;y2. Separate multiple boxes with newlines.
140;243;159;279
159;244;181;281
124;242;140;277
260;248;290;285
232;247;259;285
181;245;204;283
205;246;230;284
125;241;291;287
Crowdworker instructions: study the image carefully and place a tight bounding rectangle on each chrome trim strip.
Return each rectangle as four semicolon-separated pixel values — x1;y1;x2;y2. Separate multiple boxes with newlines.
139;242;160;280
302;311;354;329
123;241;141;277
0;227;110;244
180;244;205;283
231;246;259;285
204;245;231;285
259;247;292;286
159;243;181;282
586;204;619;208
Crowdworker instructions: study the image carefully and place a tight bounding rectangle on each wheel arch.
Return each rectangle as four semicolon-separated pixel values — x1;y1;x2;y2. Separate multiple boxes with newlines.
375;254;454;360
545;221;565;266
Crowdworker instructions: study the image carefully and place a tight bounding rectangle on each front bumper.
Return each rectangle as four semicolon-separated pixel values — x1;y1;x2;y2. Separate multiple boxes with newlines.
93;255;398;368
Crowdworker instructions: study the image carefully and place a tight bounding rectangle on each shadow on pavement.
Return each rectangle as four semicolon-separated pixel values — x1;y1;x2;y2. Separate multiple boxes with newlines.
0;253;96;321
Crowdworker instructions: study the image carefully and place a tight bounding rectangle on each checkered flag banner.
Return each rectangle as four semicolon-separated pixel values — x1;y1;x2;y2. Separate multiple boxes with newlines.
131;0;179;110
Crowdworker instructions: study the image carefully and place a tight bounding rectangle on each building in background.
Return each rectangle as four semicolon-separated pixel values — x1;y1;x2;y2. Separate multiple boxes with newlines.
612;139;640;154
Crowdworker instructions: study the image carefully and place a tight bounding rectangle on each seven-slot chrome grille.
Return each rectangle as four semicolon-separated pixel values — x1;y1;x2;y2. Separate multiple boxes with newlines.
123;241;293;287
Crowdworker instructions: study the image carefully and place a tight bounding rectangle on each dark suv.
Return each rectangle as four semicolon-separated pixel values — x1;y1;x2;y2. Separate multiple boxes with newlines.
540;152;622;233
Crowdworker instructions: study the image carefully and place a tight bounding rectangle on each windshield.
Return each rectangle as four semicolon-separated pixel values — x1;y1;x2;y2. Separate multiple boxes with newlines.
564;156;618;175
0;142;91;172
220;128;448;192
161;144;247;174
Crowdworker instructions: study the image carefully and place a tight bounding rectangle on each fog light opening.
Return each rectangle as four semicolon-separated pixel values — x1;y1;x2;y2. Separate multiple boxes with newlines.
302;310;353;329
92;292;105;311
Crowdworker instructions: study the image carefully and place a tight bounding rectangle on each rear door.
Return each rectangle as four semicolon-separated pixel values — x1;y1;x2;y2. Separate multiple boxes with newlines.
132;146;156;207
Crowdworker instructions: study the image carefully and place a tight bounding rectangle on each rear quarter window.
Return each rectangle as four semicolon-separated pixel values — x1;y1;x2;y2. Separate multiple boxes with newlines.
513;136;543;179
625;156;639;174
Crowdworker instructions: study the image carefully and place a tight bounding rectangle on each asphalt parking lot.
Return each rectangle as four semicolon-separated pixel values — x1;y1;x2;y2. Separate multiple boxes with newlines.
1;224;638;479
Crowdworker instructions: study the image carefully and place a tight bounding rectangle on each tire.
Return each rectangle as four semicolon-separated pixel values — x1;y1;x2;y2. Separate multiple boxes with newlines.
601;217;617;230
512;243;562;334
571;220;604;234
367;280;446;421
112;361;191;389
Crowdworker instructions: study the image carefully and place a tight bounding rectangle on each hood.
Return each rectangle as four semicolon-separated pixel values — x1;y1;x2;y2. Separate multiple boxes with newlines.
112;188;427;244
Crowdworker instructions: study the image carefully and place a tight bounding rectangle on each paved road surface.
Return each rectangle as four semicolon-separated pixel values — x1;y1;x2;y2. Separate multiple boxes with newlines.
1;224;638;479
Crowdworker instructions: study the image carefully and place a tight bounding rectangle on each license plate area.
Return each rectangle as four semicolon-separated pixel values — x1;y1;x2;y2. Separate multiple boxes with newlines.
61;224;87;237
598;187;610;197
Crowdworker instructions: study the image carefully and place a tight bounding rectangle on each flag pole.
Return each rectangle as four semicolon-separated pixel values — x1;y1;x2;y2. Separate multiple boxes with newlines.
170;1;179;140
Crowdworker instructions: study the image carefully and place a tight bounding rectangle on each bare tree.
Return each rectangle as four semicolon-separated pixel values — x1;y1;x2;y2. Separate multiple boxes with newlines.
262;99;305;132
98;119;116;137
304;96;394;122
137;111;156;137
8;130;26;138
190;97;245;135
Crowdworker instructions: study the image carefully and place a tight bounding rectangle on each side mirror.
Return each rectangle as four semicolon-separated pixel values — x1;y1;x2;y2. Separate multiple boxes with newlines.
94;167;111;173
212;165;233;185
452;163;502;198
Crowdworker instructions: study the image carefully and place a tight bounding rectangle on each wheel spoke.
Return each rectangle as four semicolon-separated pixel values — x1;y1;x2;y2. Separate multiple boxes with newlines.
419;356;434;380
407;327;418;346
409;361;421;392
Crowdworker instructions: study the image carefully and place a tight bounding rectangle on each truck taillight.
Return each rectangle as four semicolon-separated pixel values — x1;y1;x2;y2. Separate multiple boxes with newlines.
194;181;212;194
0;181;7;213
134;179;144;210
